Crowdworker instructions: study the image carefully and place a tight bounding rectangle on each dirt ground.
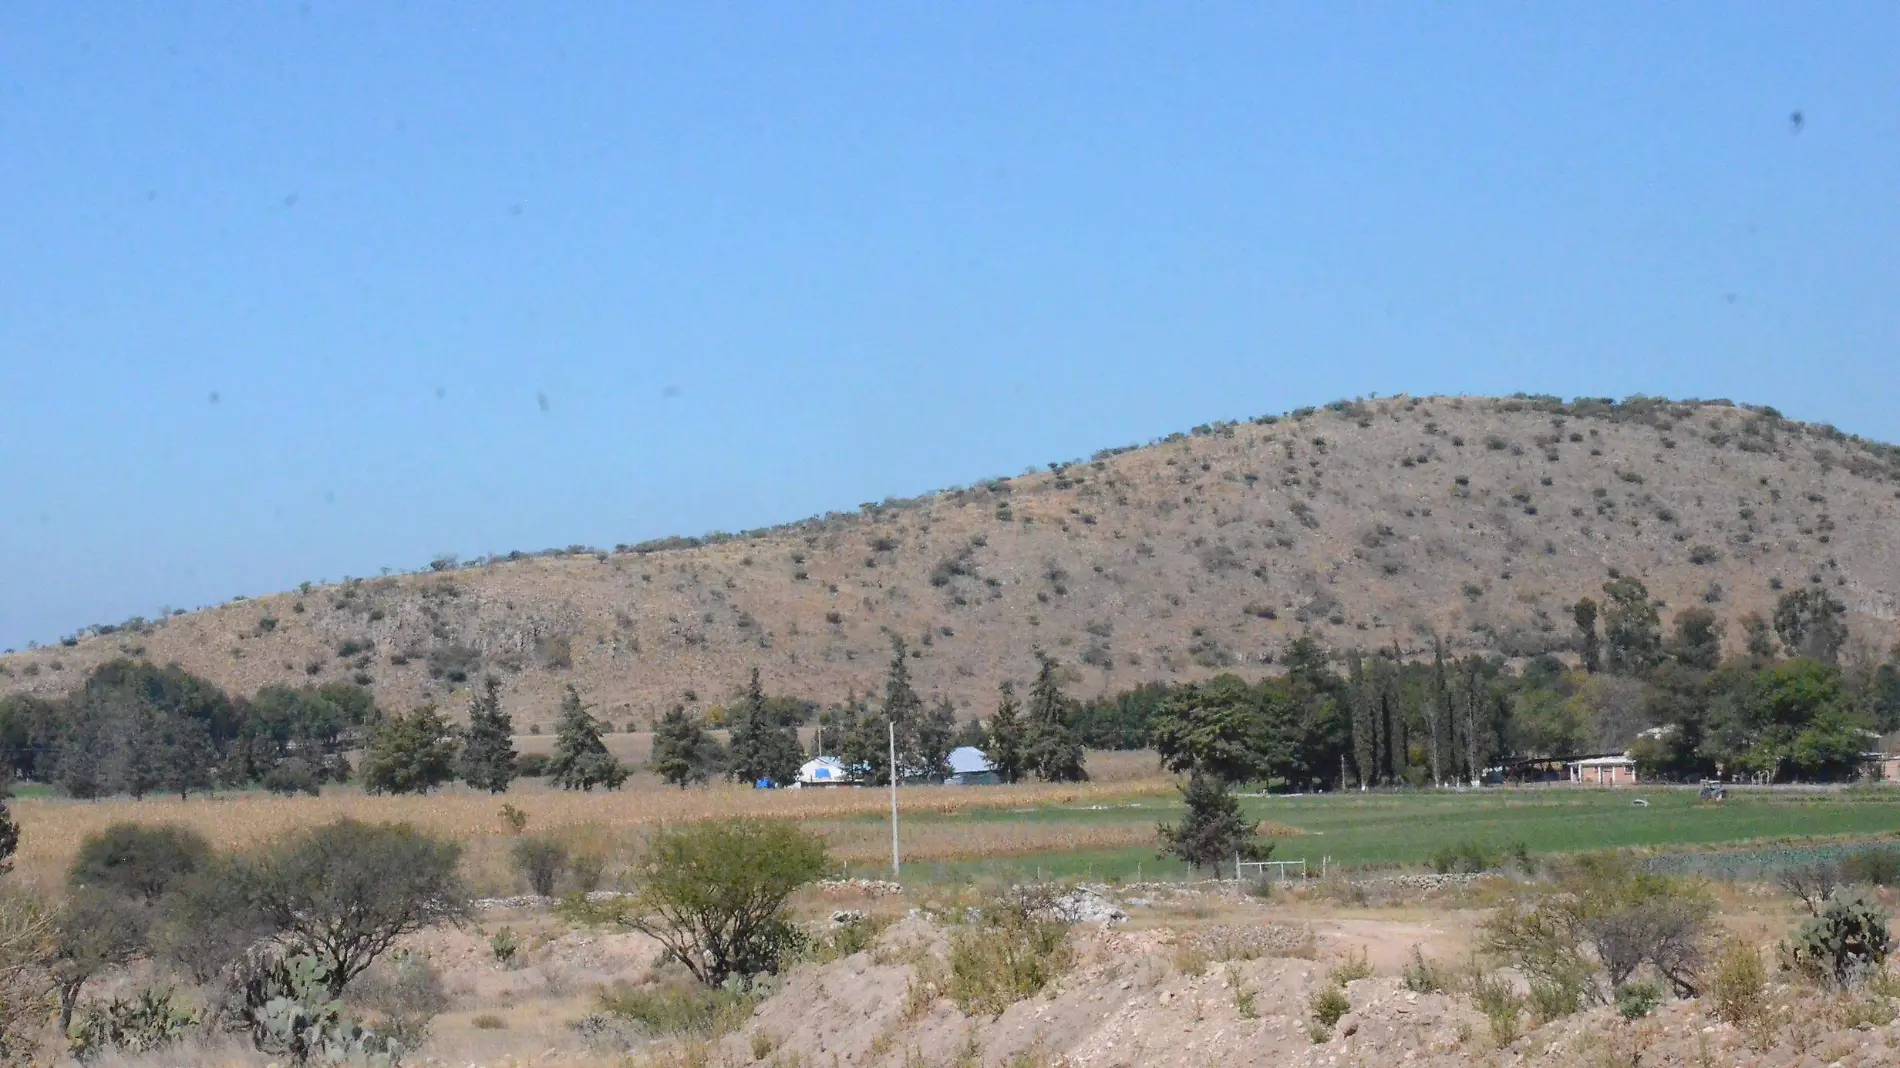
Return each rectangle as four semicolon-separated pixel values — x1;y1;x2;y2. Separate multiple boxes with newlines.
69;880;1900;1068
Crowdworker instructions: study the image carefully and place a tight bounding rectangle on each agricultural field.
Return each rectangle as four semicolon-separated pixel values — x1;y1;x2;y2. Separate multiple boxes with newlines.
13;747;1900;895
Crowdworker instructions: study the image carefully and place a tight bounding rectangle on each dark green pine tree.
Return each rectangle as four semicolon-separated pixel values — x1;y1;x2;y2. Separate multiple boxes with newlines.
119;698;163;801
459;676;518;794
1024;652;1087;782
726;667;803;786
984;681;1028;784
649;703;718;788
547;685;627;791
1157;772;1269;877
952;716;987;750
911;696;957;782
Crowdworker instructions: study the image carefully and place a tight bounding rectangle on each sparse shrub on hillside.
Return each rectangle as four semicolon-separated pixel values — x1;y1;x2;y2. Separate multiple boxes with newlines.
1709;938;1767;1025
66;984;199;1062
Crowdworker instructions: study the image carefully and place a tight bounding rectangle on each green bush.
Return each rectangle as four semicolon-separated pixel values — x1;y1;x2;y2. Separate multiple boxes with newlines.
597;819;826;987
1308;985;1349;1028
947;889;1074;1016
1470;972;1521;1048
1787;895;1892;987
1614;979;1662;1019
68;823;209;904
1401;945;1445;994
515;752;552;777
1428;840;1497;874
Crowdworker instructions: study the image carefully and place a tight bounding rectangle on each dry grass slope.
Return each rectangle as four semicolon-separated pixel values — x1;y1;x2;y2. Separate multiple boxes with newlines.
7;395;1899;727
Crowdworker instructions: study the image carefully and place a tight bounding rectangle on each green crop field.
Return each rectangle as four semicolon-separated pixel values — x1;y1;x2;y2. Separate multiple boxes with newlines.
887;786;1900;886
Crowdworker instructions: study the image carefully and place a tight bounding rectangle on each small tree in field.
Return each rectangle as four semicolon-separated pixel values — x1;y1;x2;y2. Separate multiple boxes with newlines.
649;704;719;788
607;819;828;987
0;799;17;875
1157;773;1270;877
459;676;517;794
247;819;470;996
547;686;627;791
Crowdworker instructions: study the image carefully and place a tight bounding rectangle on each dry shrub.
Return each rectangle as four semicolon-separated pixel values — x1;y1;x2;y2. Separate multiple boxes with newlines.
1469;971;1521;1048
1328;946;1373;987
1707;938;1767;1027
946;888;1073;1016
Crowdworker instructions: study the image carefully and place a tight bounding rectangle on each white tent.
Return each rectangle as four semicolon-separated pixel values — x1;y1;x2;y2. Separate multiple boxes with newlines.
796;756;852;788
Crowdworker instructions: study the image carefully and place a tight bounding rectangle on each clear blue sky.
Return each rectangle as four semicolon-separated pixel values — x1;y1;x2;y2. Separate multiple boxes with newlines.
2;3;1895;651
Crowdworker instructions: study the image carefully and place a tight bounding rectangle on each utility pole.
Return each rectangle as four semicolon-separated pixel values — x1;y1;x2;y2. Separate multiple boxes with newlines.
889;719;900;879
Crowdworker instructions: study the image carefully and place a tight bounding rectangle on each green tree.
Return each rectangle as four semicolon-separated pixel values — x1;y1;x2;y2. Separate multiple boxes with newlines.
1023;652;1087;782
1573;598;1602;674
1156;773;1271;877
547;686;626;791
604;819;829;987
984;681;1028;784
1602;576;1662;675
913;696;958;782
458;676;518;794
1152;674;1269;783
1775;589;1850;665
650;704;719;788
1668;608;1724;672
725;668;803;786
156;710;216;800
68;824;209;904
361;705;458;795
245;819;470;996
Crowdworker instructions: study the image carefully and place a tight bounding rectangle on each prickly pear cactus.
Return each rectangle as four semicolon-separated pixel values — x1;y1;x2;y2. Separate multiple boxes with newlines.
1788;894;1893;986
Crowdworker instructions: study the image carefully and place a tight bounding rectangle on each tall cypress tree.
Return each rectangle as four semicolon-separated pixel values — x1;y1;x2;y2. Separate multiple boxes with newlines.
1024;652;1087;782
1573;598;1602;674
459;676;518;794
985;681;1028;784
1429;638;1451;786
1347;650;1374;789
548;685;626;791
650;703;718;788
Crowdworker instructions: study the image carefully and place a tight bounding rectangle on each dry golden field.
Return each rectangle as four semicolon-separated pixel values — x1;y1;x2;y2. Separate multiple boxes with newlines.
10;750;1173;894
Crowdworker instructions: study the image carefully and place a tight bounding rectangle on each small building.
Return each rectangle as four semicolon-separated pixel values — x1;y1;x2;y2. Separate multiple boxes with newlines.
1570;755;1638;786
1859;753;1900;783
945;746;999;786
795;756;853;788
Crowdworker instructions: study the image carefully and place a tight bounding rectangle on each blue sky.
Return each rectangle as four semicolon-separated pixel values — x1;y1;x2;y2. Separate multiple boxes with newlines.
1;3;1895;650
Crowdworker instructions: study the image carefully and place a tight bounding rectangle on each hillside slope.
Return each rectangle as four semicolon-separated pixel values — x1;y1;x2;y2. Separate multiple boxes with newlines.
6;395;1898;726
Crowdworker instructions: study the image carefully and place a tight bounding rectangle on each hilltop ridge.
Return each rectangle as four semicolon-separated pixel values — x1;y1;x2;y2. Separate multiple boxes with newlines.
6;394;1898;726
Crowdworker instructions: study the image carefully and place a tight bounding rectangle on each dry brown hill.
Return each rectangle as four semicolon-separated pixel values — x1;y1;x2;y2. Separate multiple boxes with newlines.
6;395;1899;727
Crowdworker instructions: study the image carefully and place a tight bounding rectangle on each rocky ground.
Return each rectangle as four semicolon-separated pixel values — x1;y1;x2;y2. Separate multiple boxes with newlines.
72;879;1900;1068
